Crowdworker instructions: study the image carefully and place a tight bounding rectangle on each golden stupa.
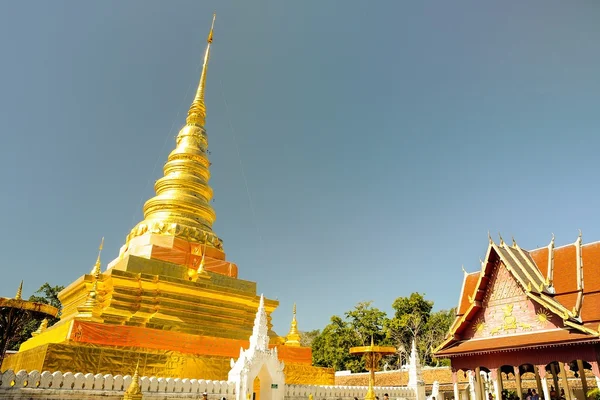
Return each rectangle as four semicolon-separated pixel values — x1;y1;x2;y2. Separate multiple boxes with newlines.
2;14;333;385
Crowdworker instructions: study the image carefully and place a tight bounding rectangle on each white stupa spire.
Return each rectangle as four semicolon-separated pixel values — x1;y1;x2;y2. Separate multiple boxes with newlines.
248;294;269;351
408;338;424;389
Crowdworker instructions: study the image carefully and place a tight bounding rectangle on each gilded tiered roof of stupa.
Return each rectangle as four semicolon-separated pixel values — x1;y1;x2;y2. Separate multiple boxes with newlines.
126;13;223;252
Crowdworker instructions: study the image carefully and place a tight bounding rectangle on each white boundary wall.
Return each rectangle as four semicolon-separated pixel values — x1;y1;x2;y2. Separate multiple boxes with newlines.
0;369;418;400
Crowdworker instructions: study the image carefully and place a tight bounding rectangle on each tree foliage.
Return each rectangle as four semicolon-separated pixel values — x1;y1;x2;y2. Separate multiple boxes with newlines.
8;283;64;350
312;301;391;372
311;293;455;372
300;329;320;348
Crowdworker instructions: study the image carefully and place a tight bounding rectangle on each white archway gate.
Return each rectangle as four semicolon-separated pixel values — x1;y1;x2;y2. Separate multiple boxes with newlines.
228;295;285;400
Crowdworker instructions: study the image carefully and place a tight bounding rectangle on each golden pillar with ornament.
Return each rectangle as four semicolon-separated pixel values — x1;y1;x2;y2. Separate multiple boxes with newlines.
350;338;395;400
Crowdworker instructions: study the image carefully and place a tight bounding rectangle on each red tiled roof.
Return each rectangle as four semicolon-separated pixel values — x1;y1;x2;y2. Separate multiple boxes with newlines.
436;237;600;357
436;329;598;357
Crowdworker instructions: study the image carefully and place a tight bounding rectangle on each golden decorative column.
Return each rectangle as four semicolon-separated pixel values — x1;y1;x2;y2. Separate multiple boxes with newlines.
350;338;395;400
123;361;143;400
285;304;301;347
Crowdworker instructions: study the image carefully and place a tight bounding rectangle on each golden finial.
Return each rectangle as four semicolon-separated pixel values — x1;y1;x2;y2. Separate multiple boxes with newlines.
91;237;104;278
498;233;504;245
32;318;49;337
488;231;492;244
129;360;142;394
285;302;301;347
186;13;216;127
461;265;467;276
84;281;99;307
15;280;23;300
123;359;143;399
512;236;517;247
198;244;207;274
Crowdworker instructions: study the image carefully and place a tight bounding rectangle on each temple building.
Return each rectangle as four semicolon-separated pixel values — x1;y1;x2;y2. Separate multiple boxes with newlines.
1;15;334;385
434;233;600;400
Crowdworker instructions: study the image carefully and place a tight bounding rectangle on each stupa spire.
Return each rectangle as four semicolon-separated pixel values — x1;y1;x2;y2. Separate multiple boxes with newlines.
285;303;301;347
186;13;215;127
15;280;23;300
126;14;223;252
90;237;104;278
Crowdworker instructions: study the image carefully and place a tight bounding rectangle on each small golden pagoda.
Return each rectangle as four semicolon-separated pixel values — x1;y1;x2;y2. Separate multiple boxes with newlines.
2;14;333;385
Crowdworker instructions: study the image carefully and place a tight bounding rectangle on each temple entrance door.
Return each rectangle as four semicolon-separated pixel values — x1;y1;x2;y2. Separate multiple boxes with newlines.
256;364;274;400
253;376;260;400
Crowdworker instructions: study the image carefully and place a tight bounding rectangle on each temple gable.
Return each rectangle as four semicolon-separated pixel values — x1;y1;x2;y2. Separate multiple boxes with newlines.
463;262;562;340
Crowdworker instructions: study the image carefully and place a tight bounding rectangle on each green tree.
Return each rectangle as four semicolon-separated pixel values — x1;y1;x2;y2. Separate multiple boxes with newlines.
385;292;433;367
422;308;455;366
8;283;64;350
312;302;390;372
300;329;320;348
344;301;389;346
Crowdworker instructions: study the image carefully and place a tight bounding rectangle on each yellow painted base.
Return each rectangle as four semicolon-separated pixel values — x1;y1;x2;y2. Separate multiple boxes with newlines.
1;341;334;385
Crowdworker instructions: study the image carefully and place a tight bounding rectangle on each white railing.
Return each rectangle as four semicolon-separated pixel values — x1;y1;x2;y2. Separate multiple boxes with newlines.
0;369;418;400
0;369;234;395
284;384;417;400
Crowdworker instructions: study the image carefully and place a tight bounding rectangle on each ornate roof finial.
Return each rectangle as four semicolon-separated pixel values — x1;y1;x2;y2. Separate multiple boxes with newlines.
461;265;467;276
285;302;301;347
32;318;49;337
77;280;102;321
91;237;104;278
186;13;216;127
498;233;504;245
550;233;555;247
488;231;492;243
512;236;517;247
15;280;23;300
578;229;582;241
124;359;143;399
198;245;206;273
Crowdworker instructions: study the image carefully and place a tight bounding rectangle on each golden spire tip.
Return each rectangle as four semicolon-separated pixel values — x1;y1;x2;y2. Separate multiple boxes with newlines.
91;237;104;278
15;280;23;300
208;13;216;43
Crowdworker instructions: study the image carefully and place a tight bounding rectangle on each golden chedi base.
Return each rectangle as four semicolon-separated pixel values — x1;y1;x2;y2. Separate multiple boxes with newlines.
3;238;334;385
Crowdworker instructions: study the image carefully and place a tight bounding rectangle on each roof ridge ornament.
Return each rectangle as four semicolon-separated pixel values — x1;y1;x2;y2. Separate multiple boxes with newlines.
574;229;584;316
498;233;505;246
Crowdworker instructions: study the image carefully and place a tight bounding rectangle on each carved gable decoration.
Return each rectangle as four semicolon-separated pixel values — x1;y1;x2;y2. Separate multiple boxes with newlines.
464;263;562;339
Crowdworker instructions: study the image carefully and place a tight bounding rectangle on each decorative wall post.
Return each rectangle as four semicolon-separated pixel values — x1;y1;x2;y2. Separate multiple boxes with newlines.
576;360;588;395
560;363;573;400
591;362;600;389
468;370;477;400
536;365;551;400
490;369;501;400
474;368;483;400
513;366;523;399
534;365;544;397
452;370;460;400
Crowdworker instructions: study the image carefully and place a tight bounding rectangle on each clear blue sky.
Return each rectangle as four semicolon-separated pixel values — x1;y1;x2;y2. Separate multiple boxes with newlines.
1;1;599;336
